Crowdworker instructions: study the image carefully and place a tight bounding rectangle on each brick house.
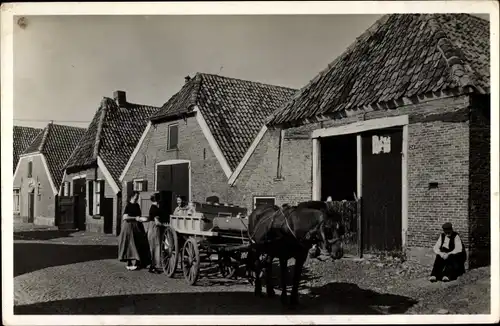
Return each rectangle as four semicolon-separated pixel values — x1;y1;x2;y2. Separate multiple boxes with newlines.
231;14;490;268
13;123;86;225
61;91;159;234
120;73;296;216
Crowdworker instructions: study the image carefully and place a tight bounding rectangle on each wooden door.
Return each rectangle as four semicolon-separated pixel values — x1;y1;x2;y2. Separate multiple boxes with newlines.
361;127;403;252
58;197;76;230
157;163;189;208
28;190;35;223
102;198;114;234
73;178;87;231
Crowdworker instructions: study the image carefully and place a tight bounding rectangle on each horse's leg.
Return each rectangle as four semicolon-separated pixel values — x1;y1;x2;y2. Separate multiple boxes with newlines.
279;256;288;304
253;251;263;297
265;254;276;297
290;251;307;307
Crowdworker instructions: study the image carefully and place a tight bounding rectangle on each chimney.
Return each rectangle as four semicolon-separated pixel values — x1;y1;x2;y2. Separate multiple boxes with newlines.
113;90;127;108
184;75;191;83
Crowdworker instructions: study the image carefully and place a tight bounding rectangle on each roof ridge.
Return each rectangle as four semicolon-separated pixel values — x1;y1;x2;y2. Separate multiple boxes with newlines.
93;99;109;160
266;14;394;125
195;72;297;92
426;14;477;91
38;122;52;153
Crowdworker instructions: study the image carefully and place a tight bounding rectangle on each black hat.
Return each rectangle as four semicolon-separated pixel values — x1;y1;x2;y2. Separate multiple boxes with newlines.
442;222;453;230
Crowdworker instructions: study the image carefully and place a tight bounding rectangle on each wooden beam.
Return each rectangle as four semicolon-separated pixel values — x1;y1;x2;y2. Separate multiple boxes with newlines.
356;134;363;258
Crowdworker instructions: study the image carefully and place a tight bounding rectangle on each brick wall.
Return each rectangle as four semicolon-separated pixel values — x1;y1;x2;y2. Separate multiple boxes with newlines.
406;120;470;248
237;94;491;265
123;115;243;214
468;94;490;268
64;166;118;234
13;154;56;224
232;128;313;210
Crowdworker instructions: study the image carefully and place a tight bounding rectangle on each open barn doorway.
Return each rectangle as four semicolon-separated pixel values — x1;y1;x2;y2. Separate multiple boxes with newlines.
320;134;358;256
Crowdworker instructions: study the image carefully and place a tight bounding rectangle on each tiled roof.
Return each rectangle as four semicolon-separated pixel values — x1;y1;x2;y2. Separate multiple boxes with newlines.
65;98;159;188
268;14;490;126
23;123;86;189
13;126;42;173
151;73;297;171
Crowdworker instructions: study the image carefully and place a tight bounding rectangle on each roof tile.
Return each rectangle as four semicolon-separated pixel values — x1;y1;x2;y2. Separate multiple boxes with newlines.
268;14;489;126
13;126;42;173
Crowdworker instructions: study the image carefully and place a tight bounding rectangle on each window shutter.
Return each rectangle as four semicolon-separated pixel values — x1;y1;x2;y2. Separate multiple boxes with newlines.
88;181;94;215
142;180;148;192
99;180;105;215
126;181;134;201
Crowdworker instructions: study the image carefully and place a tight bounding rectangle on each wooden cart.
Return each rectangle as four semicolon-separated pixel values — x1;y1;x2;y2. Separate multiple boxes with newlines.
160;203;253;285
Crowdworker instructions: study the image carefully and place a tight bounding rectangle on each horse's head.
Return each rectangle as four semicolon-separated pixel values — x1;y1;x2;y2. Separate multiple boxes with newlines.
299;207;344;258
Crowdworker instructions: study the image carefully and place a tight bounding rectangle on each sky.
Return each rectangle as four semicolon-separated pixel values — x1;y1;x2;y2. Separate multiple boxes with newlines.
13;13;489;129
13;14;383;129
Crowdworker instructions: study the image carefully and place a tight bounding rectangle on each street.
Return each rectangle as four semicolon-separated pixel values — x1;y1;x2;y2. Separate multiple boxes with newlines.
13;223;491;315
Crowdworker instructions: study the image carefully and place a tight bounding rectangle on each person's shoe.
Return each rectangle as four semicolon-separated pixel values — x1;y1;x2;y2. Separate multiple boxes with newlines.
126;265;132;271
429;276;437;282
442;276;449;282
129;265;138;271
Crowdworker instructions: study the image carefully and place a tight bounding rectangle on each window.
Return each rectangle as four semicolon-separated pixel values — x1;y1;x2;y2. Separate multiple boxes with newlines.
27;161;33;178
62;182;71;197
133;179;148;192
93;180;103;215
13;189;20;212
168;124;179;150
254;196;276;209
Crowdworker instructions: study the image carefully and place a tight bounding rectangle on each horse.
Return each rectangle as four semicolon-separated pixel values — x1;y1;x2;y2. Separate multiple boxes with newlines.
246;202;340;307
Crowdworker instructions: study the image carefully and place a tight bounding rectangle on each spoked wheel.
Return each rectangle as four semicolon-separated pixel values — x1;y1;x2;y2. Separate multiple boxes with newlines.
182;237;200;285
161;225;178;277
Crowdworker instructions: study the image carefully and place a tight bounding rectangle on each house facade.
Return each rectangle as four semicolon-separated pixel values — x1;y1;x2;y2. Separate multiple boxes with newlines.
61;91;159;235
232;14;491;268
13;125;43;218
13;123;86;225
120;73;296;216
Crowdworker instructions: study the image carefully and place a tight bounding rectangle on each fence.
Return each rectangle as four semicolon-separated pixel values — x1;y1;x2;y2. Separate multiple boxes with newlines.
329;200;358;257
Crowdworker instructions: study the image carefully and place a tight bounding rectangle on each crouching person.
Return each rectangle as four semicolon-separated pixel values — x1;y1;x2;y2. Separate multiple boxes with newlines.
429;222;466;282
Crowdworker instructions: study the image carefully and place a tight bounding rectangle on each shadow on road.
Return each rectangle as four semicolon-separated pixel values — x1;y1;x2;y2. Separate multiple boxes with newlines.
14;230;77;241
14;242;117;277
14;282;417;315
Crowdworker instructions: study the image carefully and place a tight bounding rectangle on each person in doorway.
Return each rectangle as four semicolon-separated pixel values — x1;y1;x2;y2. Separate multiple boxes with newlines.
118;191;150;270
173;195;187;215
143;192;163;273
429;222;466;282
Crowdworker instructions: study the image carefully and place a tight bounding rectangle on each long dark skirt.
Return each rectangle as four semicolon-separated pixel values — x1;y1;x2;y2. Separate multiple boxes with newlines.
118;220;151;266
143;221;162;269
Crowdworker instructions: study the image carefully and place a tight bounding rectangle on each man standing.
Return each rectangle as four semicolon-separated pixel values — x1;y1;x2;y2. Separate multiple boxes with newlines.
429;222;466;282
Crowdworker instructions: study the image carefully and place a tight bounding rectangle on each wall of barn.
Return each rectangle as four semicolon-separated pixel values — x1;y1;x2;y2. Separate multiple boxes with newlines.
467;94;491;269
63;167;118;234
122;114;243;215
231;128;313;210
13;154;56;225
241;94;490;267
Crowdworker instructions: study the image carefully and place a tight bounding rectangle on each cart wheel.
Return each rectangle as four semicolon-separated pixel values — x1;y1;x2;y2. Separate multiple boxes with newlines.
182;237;200;285
161;225;178;277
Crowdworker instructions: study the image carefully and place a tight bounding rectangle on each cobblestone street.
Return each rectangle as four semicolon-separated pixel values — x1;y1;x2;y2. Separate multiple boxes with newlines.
13;223;491;315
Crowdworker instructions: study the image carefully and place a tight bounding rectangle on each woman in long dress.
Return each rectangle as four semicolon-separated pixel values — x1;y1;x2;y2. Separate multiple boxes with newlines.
143;193;163;273
118;191;150;270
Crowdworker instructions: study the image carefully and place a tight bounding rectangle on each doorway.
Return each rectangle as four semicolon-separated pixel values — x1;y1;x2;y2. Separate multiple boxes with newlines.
73;178;87;231
361;127;403;252
28;189;35;223
156;160;190;216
